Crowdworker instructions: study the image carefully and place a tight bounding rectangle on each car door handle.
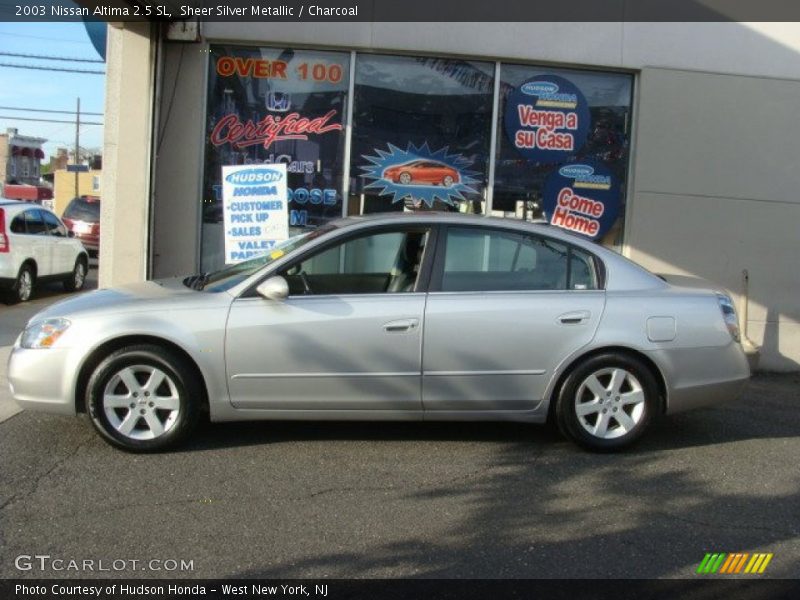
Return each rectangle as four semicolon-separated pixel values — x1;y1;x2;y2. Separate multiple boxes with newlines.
558;310;591;325
383;318;419;333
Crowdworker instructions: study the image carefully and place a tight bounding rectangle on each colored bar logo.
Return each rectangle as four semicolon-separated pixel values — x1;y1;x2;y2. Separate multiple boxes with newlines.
697;552;773;574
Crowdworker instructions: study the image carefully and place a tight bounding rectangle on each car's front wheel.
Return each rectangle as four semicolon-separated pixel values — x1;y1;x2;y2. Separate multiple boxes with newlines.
555;353;659;451
86;344;202;452
398;172;412;184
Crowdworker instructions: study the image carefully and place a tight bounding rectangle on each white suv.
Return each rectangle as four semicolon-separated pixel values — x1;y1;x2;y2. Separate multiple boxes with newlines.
0;200;89;304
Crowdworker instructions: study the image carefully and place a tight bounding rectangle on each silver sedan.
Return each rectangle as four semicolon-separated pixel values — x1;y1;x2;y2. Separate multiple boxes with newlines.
7;214;750;452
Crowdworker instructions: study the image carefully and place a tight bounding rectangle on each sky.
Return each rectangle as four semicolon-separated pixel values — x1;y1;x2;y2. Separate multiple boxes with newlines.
0;21;105;160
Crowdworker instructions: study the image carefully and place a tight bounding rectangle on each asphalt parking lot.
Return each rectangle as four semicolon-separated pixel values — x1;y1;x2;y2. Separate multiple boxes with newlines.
0;277;798;580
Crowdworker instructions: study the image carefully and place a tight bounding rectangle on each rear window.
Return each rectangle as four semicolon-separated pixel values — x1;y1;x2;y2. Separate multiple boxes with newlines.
63;197;100;221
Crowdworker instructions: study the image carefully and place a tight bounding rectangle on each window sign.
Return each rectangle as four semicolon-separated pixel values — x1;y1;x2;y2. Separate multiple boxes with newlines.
221;164;289;264
495;65;633;249
350;54;494;215
541;161;620;240
203;46;350;271
360;143;481;209
503;74;590;164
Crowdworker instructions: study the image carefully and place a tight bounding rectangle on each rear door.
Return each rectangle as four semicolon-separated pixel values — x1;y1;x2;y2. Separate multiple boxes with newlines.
41;210;74;274
422;225;606;413
22;209;53;276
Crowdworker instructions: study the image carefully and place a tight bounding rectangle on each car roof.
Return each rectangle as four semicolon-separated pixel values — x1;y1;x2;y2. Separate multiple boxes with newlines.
0;200;45;211
328;211;564;238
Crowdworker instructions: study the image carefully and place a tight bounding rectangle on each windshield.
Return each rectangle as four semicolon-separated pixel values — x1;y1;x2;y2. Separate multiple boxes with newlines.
195;228;332;293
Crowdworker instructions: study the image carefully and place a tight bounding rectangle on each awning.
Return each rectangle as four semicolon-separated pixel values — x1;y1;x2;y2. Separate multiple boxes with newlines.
2;184;53;201
20;147;32;157
35;148;45;159
10;146;19;156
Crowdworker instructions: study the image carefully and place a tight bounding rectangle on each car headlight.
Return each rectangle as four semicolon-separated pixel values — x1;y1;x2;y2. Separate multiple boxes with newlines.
21;318;71;349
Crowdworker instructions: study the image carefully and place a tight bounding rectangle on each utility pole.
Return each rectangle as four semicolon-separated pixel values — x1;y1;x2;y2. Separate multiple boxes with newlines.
74;97;80;198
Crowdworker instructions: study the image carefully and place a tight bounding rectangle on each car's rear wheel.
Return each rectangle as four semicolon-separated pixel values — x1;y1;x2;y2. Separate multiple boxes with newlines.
399;172;412;184
555;353;658;451
443;175;454;187
63;256;87;292
86;344;201;452
6;263;35;304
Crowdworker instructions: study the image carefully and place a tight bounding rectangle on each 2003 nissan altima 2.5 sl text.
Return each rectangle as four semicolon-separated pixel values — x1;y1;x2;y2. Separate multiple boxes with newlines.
7;214;750;452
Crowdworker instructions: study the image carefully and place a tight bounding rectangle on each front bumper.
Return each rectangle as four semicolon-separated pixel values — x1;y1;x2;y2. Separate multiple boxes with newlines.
7;345;77;415
0;277;16;291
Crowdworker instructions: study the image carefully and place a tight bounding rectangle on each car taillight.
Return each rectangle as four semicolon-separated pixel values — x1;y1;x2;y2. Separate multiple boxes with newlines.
0;209;8;253
717;293;741;343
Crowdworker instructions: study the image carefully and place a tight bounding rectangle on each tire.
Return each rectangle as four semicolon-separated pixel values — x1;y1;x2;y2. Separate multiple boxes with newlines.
6;263;35;304
63;256;88;292
443;175;454;187
398;172;412;185
86;344;202;452
555;353;659;452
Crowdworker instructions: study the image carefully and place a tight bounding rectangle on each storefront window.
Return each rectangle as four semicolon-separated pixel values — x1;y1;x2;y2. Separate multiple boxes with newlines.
202;45;351;271
495;65;633;248
349;54;494;216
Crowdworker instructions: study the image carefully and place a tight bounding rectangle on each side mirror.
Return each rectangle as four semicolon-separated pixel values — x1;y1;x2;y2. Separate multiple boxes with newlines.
67;230;75;238
255;276;289;301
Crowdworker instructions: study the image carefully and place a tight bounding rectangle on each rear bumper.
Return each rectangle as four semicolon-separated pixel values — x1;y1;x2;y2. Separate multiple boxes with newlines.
7;345;77;415
648;342;751;414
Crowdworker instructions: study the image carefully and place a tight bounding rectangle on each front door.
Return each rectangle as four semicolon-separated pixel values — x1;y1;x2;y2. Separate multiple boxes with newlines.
422;225;606;413
225;226;433;412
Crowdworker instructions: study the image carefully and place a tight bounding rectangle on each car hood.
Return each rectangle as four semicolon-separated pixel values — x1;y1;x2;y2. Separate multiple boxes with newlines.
29;278;230;323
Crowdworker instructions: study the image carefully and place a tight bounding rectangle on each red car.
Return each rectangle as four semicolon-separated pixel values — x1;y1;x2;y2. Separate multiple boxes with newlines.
61;196;100;256
383;160;460;187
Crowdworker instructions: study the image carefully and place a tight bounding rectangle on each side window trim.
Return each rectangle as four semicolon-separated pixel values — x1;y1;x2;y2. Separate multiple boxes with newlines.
239;224;441;299
429;224;605;293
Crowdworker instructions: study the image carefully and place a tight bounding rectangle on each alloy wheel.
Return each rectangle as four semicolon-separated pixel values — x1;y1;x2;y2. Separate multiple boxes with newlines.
102;364;181;440
18;269;32;302
74;261;86;289
574;367;646;440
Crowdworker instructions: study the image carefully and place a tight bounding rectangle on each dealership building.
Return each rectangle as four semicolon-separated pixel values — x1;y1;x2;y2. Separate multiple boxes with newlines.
98;20;800;371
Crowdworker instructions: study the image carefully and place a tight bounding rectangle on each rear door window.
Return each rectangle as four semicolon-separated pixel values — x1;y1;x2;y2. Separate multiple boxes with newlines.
438;226;599;292
9;214;26;234
23;210;47;235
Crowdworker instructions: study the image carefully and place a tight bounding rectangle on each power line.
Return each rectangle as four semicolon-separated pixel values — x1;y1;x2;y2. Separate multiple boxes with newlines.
0;62;104;75
0;115;103;125
0;105;103;116
0;31;92;45
0;51;104;64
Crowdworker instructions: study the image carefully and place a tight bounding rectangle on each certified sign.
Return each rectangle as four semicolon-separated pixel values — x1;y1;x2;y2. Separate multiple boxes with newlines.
504;74;590;164
221;164;289;264
541;161;620;240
